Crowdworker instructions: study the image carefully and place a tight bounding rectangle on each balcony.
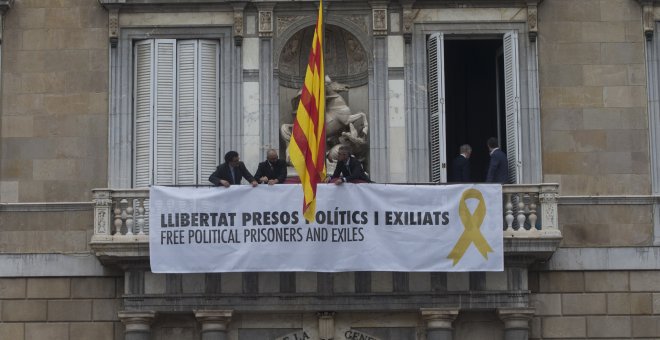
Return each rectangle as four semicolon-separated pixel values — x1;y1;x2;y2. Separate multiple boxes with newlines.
90;184;562;266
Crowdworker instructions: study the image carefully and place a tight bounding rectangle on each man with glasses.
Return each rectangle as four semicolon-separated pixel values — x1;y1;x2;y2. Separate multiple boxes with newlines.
254;149;288;185
209;151;258;187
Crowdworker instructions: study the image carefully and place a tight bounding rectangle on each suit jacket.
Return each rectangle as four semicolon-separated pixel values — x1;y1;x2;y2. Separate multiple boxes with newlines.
331;156;372;183
449;154;470;182
253;159;287;184
486;148;509;184
209;162;255;186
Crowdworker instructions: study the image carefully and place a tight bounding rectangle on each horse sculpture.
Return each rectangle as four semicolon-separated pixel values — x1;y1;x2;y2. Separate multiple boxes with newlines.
280;76;369;172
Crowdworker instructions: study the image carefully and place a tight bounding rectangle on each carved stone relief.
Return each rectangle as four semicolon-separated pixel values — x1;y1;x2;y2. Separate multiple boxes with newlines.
277;15;305;36
372;8;387;32
259;10;273;34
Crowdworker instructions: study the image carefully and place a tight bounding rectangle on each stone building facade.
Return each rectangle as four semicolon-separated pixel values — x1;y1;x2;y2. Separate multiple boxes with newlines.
0;0;659;339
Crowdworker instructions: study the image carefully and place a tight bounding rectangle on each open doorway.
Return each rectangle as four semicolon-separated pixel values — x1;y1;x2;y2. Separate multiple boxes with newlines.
444;38;505;182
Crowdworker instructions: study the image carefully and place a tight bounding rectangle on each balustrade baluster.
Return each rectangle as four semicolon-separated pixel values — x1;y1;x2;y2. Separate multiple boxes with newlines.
505;193;514;231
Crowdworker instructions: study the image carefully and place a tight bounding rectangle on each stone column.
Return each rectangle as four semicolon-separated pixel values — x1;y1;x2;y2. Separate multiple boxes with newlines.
118;311;156;340
420;308;458;340
195;310;233;340
257;2;277;157
497;308;535;340
318;311;335;340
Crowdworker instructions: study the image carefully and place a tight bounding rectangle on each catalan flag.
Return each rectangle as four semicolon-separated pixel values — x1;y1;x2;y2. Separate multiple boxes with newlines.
289;0;326;222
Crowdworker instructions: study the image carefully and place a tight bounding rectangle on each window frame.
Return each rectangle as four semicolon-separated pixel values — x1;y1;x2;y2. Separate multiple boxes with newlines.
108;27;236;188
408;22;542;184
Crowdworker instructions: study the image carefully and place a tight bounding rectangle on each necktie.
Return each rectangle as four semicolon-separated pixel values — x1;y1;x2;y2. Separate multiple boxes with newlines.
230;167;236;184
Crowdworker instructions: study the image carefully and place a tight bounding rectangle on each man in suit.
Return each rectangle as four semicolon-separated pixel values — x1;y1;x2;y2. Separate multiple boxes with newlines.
209;151;258;187
254;149;287;185
329;146;372;184
449;144;472;182
486;137;509;184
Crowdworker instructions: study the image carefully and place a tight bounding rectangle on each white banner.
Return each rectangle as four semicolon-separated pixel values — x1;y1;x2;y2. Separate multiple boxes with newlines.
149;184;503;272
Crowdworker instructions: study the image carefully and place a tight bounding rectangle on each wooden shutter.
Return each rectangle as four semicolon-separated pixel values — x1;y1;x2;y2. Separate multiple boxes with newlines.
153;39;177;185
134;40;154;188
427;33;447;183
197;40;220;185
503;31;522;184
176;40;198;185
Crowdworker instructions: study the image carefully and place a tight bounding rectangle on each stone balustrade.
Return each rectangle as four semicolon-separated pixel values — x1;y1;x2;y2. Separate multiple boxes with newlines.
91;184;560;242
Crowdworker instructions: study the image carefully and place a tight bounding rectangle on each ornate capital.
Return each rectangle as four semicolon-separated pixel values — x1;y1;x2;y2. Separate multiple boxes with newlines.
527;2;538;42
194;310;233;332
401;2;417;43
643;1;654;40
420;308;459;330
118;311;156;332
497;308;535;330
232;2;247;46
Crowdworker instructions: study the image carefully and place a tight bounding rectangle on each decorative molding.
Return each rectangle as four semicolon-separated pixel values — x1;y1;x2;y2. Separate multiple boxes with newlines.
527;2;538;42
420;308;459;330
347;15;369;34
233;2;247;46
276;15;305;37
0;202;93;212
401;2;417;43
118;311;157;332
194;310;233;332
497;308;535;330
537;247;660;271
558;195;660;205
0;253;118;277
372;8;388;35
259;10;274;37
109;8;119;47
644;1;654;40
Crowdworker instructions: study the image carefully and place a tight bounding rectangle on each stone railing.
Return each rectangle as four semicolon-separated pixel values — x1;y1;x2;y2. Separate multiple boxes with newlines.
91;184;560;243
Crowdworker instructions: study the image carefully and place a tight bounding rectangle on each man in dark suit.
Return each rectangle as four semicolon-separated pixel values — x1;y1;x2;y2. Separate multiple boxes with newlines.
209;151;258;187
254;149;287;185
449;144;472;182
329;146;372;184
486;137;509;184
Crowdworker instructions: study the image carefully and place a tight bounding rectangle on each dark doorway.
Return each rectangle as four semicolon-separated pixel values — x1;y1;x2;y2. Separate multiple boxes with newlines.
444;39;504;182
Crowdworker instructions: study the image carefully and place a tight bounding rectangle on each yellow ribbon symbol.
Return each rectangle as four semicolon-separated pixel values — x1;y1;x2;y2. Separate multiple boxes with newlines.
447;188;494;266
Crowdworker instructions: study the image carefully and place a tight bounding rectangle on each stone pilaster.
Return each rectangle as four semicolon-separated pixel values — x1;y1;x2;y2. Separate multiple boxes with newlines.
421;308;458;340
318;311;335;340
118;311;156;340
497;308;535;340
195;310;233;340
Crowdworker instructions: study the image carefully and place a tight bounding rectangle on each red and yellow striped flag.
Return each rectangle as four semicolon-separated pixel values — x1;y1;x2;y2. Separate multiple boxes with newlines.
289;0;326;222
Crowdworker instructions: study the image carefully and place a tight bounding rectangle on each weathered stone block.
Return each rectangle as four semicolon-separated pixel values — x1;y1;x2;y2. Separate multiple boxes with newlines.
25;323;68;340
587;316;631;338
540;64;583;87
371;272;392;292
542;108;584;131
144;272;166;294
531;294;561;315
603;86;646;108
334;272;355;293
0;323;24;339
538;0;601;22
1;300;47;321
296;272;317;293
630;271;660;291
562;293;607;315
541;316;586;338
585;272;629;292
538;272;584;292
607;292;653;315
18;8;46;29
548;43;601;65
1;115;34;138
71;277;116;298
581;22;626;43
601;43;645;65
0;278;26;298
258;272;279;293
27;278;70;298
409;272;431;292
608;293;633;314
601;0;642;21
583;65;627;86
632;316;660;338
447;272;469;291
70;322;114;340
48;300;92;321
93;299;120;321
45;7;82;29
220;272;242;293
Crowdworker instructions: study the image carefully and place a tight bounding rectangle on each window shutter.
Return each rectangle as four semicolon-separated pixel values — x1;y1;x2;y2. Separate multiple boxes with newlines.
197;40;220;185
153;39;177;185
176;40;198;185
503;31;522;184
427;33;447;183
134;40;154;188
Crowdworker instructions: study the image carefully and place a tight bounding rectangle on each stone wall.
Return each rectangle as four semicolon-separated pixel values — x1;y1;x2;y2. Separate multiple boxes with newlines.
538;0;650;196
529;270;660;339
0;277;122;340
0;0;109;203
